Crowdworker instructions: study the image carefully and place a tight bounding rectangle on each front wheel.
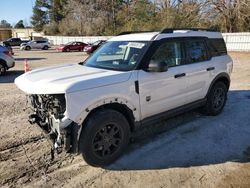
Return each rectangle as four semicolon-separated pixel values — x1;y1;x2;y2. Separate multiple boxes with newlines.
79;109;130;167
25;46;31;50
203;82;227;115
43;45;49;50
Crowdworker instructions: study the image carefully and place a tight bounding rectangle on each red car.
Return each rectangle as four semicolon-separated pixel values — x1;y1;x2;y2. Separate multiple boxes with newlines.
57;41;87;52
83;40;106;54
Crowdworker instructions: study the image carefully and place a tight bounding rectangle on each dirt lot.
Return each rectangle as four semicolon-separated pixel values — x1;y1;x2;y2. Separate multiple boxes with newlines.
0;48;250;188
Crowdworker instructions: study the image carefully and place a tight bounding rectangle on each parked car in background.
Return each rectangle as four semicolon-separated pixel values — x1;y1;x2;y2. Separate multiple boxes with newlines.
0;45;15;75
20;40;50;50
3;38;30;46
56;41;88;52
0;42;14;55
83;40;106;54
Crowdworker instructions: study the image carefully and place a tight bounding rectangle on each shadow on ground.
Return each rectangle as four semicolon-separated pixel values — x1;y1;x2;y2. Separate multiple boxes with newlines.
0;70;24;83
15;57;47;61
108;90;250;171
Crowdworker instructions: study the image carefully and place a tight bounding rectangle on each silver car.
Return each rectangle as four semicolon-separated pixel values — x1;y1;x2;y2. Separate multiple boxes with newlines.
20;40;50;50
0;45;15;75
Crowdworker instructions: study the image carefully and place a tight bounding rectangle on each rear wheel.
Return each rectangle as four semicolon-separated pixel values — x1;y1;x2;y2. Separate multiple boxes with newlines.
203;81;227;115
43;45;49;50
0;62;6;76
79;109;130;167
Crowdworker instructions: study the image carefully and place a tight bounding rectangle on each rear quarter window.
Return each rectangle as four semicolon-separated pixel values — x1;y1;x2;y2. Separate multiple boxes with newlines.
208;38;227;56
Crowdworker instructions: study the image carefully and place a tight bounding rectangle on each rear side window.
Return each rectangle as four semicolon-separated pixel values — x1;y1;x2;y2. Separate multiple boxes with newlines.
37;41;46;43
208;38;227;56
186;40;209;63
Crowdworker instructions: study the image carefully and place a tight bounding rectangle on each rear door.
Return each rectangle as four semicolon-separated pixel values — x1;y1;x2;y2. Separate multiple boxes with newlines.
183;38;214;103
32;41;39;48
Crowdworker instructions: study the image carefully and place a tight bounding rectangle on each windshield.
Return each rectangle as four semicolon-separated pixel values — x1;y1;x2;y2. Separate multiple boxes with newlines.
92;40;101;46
84;41;148;71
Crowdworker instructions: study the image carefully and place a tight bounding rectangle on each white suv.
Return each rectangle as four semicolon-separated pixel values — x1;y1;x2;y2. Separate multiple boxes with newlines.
20;40;50;50
15;28;233;166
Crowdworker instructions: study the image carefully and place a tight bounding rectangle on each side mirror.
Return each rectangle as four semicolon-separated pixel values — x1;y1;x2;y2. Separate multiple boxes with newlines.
147;60;168;72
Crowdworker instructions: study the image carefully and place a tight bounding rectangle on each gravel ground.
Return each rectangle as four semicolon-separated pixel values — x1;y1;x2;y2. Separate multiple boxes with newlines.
0;48;250;188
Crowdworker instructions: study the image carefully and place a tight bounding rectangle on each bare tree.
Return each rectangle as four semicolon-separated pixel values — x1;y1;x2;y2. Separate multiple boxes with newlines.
204;0;250;32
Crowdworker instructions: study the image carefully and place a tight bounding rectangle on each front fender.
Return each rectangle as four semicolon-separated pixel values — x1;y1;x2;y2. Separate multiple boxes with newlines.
66;95;139;125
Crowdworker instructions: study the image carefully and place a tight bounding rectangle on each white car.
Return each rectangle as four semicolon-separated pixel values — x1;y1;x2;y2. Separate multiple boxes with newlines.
15;28;233;166
20;40;50;50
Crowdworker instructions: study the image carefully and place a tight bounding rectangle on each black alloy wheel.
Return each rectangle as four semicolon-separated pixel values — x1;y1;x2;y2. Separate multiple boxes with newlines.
203;81;227;115
212;87;226;111
79;109;130;167
92;123;122;158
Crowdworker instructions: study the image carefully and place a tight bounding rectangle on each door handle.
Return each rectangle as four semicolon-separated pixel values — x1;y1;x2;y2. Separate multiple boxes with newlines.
206;67;215;71
174;73;186;78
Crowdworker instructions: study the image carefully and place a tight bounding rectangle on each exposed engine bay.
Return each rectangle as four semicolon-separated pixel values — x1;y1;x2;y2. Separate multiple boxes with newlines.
28;94;66;131
28;94;75;157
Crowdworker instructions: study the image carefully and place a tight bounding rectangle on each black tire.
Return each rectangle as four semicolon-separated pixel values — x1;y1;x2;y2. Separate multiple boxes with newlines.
203;81;227;115
66;48;70;52
25;46;31;50
43;45;49;50
79;109;130;167
0;62;6;76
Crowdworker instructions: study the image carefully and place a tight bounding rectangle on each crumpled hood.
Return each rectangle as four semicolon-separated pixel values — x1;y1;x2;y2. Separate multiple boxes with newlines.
15;64;131;94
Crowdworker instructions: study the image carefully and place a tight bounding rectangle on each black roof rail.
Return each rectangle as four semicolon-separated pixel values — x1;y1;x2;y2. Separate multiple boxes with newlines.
161;28;217;33
118;31;156;36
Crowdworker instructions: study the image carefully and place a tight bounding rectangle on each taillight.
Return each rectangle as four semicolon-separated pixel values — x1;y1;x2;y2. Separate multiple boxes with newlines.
4;51;12;57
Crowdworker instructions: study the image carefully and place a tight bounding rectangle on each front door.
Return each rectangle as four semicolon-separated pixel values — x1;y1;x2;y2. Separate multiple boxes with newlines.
138;40;190;120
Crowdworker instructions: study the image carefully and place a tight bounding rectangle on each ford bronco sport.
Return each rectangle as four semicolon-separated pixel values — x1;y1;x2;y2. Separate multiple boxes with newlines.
15;28;233;166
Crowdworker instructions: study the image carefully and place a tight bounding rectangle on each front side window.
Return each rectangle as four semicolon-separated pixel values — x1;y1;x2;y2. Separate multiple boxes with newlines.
150;41;182;67
186;40;208;63
84;41;148;71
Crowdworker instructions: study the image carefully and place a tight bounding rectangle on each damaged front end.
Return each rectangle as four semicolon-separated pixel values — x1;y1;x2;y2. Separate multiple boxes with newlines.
28;94;77;157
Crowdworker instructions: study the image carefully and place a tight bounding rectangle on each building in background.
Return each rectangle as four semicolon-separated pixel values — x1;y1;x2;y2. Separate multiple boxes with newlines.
12;28;42;40
0;28;12;41
0;28;42;41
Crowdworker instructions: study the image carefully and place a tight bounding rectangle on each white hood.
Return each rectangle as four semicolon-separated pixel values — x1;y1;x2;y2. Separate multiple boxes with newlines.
15;64;131;94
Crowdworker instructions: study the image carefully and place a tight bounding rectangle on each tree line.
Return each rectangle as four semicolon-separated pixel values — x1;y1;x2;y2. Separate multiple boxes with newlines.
0;20;26;29
30;0;250;36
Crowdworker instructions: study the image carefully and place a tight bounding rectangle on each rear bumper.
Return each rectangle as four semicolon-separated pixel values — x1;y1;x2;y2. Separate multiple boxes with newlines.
4;55;15;69
7;61;15;69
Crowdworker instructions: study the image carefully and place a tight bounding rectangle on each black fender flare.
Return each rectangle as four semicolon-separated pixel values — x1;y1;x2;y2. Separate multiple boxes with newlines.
206;72;230;97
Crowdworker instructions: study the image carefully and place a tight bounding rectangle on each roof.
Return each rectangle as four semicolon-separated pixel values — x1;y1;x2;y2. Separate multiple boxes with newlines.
109;32;159;41
109;30;223;42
